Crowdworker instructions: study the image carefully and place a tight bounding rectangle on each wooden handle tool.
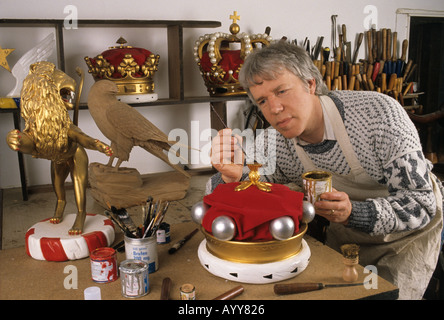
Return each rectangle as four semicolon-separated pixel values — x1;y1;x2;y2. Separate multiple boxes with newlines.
160;277;172;300
366;30;373;63
386;29;392;63
400;39;408;62
212;285;244;300
392;31;397;61
274;282;365;295
352;32;364;64
382;28;387;61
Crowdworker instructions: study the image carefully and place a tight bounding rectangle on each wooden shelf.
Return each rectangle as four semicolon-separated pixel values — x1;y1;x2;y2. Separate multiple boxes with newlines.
0;19;222;101
0;19;221;28
1;19;250;200
78;95;249;109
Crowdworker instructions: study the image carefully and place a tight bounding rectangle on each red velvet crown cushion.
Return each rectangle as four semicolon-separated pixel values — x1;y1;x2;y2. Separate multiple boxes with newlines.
202;183;304;241
200;50;243;81
90;47;152;79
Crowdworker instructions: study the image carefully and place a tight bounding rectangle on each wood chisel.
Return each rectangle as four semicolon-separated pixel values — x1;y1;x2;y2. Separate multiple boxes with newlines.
352;33;363;64
274;282;366;295
313;36;324;60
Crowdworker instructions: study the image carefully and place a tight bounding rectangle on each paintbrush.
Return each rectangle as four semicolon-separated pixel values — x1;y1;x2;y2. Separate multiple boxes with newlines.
112;240;125;252
142;196;153;233
112;206;138;235
168;228;198;254
150;201;169;237
142;200;166;238
105;201;139;236
210;104;247;156
104;209;136;238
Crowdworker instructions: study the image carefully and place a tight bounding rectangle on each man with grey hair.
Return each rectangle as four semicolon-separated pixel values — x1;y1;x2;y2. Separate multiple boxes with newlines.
208;40;443;299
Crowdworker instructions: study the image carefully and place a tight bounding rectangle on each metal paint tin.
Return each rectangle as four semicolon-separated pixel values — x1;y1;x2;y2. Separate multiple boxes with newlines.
119;259;149;298
90;247;118;283
302;170;332;204
124;235;158;273
156;222;170;244
180;283;196;300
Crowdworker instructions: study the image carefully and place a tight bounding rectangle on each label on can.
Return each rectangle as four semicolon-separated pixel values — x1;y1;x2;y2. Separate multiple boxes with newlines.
302;170;332;204
119;259;149;298
180;283;196;300
156;222;170;244
124;235;158;273
90;247;118;283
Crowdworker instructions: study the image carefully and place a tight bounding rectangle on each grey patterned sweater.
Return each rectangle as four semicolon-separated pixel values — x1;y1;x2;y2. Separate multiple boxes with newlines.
206;90;443;236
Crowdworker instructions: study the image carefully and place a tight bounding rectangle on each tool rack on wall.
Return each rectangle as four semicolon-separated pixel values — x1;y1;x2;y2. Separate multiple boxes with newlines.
0;19;249;200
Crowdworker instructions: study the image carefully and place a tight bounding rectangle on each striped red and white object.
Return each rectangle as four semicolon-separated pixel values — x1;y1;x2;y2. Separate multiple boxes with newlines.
25;213;115;261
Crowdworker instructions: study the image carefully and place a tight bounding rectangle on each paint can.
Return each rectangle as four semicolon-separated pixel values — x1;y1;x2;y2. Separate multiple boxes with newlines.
119;259;149;298
302;170;332;204
124;235;158;273
180;283;196;300
89;247;118;283
156;222;170;244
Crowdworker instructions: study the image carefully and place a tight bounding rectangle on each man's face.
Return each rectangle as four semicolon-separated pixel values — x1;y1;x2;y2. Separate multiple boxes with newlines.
249;69;320;142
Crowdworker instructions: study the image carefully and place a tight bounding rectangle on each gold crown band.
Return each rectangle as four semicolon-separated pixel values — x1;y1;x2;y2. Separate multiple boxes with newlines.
194;12;272;96
84;52;159;95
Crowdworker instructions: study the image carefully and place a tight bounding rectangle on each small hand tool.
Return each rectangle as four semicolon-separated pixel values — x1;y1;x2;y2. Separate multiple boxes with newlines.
274;282;366;295
366;30;373;64
112;206;138;234
168;228;198;254
210;103;246;156
160;277;172;300
313;36;324;60
212;285;244;300
331;15;338;53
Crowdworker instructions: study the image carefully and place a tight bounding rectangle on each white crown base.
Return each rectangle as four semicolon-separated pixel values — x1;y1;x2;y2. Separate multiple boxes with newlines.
198;238;310;284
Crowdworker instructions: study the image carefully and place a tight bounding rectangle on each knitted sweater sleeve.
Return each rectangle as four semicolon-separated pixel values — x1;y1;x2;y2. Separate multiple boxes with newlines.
337;92;440;235
348;151;438;235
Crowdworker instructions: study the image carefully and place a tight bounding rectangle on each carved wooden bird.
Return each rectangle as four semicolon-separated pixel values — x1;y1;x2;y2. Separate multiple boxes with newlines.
87;80;190;178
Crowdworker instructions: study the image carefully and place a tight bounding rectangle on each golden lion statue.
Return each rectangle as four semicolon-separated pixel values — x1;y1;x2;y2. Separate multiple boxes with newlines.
6;61;113;235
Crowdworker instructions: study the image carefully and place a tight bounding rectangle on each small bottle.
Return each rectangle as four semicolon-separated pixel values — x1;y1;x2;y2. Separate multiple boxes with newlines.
342;256;359;282
180;283;196;300
340;244;360;282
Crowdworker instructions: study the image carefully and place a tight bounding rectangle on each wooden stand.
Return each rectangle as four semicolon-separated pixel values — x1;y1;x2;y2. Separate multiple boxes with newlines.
88;162;190;209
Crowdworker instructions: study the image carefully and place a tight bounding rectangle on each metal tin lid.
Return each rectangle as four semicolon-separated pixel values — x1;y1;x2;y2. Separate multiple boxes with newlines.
124;234;156;244
180;283;195;293
119;259;148;273
90;247;116;260
301;170;332;181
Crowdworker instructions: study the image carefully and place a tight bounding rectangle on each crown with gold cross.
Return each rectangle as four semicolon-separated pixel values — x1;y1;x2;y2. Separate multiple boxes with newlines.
84;37;160;102
193;11;273;96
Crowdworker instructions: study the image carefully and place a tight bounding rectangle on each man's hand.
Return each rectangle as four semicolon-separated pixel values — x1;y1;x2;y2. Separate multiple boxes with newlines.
314;188;352;224
210;129;244;183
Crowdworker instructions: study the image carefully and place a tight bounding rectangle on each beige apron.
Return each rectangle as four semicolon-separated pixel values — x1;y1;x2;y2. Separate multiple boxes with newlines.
294;95;443;299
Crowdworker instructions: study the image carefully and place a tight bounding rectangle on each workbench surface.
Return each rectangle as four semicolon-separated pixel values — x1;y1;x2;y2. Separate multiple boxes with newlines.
0;221;398;301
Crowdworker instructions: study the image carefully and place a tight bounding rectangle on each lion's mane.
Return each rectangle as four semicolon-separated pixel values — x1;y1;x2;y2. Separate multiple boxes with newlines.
20;61;72;161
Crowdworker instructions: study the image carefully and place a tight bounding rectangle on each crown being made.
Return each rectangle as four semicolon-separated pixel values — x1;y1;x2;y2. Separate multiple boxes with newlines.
84;37;160;103
194;11;272;96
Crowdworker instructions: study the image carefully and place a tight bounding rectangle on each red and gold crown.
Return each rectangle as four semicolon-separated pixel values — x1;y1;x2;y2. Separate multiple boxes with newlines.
194;11;272;96
84;37;160;102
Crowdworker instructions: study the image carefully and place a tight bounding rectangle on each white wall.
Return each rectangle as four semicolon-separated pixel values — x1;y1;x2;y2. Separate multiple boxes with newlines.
1;0;444;188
